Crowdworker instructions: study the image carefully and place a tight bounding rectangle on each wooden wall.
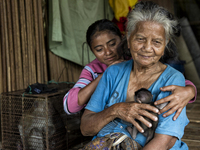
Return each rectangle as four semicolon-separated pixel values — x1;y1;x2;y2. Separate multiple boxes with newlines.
48;51;83;83
0;0;83;94
0;0;48;93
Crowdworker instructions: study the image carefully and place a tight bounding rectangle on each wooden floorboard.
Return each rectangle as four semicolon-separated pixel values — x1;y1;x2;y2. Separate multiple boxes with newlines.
182;88;200;150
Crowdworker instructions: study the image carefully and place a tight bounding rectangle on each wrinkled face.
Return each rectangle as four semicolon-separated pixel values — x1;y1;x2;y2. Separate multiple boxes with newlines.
127;21;167;67
90;31;121;66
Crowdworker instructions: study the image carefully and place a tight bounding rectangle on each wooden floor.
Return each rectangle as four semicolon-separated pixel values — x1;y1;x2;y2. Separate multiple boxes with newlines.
70;88;200;150
182;88;200;150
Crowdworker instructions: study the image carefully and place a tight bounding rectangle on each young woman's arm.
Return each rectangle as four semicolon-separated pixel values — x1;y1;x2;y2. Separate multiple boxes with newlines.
145;73;188;149
63;63;104;114
154;80;197;120
185;80;197;103
77;74;103;106
63;74;103;114
63;59;125;114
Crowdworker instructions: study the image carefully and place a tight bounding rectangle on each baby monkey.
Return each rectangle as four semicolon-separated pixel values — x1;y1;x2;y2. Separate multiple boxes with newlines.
128;88;168;145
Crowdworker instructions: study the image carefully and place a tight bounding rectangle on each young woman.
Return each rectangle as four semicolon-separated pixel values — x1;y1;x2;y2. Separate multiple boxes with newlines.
63;19;196;121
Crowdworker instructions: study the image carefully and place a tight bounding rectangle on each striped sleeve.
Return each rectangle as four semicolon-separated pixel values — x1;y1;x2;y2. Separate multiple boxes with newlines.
63;66;98;114
185;80;197;103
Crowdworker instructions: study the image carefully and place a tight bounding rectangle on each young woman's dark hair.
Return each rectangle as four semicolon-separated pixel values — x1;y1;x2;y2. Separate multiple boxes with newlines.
86;19;122;48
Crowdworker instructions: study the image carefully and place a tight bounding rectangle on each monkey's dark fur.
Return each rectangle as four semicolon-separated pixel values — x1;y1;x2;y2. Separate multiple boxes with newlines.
129;88;168;145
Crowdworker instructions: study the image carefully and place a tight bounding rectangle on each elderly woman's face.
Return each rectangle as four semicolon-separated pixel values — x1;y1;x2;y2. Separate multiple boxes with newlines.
128;21;166;67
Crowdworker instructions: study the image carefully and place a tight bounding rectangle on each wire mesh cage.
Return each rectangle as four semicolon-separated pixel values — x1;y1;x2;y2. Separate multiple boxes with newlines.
0;83;79;150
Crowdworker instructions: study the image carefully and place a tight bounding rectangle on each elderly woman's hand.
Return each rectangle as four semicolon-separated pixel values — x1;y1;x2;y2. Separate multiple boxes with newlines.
154;85;195;120
116;102;159;133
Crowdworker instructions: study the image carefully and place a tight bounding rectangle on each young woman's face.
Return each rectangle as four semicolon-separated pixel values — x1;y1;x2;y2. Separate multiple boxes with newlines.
90;31;121;66
128;21;167;67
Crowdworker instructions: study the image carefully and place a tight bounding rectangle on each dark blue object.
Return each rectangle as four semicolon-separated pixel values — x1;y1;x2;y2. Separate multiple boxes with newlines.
168;60;186;74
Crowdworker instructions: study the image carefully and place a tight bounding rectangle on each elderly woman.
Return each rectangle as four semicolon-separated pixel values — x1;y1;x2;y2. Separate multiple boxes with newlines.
81;1;190;150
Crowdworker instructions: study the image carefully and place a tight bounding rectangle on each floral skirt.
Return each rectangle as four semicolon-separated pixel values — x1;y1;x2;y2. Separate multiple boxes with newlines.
82;133;142;150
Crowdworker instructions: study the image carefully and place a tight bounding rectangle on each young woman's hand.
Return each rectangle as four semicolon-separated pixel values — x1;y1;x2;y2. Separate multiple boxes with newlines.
108;58;125;67
154;85;195;120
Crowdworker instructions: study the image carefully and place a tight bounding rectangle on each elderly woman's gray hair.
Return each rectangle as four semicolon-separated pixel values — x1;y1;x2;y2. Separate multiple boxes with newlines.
127;1;181;43
122;1;181;63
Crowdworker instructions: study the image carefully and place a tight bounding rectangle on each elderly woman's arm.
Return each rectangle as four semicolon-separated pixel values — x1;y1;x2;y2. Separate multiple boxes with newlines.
81;102;159;136
142;133;177;150
80;106;116;136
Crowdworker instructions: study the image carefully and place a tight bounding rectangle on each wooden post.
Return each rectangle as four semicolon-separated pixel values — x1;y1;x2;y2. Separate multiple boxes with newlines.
38;0;48;82
1;0;8;92
11;0;24;90
25;0;36;85
33;0;42;83
6;0;16;91
19;0;29;88
0;15;3;94
2;0;11;92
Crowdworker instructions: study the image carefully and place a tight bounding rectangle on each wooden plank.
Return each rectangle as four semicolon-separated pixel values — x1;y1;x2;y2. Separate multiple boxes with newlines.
25;0;36;85
38;0;45;83
58;56;64;82
48;51;54;80
2;0;11;91
62;59;67;82
183;129;200;141
11;0;23;90
55;53;60;82
65;61;69;82
191;104;200;112
187;104;200;112
33;0;42;83
67;61;82;82
6;0;16;91
66;61;72;82
56;56;61;82
38;0;48;82
187;111;200;121
49;51;55;81
0;0;8;92
183;88;200;150
0;11;3;94
19;0;29;87
30;0;37;84
194;98;200;104
15;0;24;89
185;122;200;128
182;139;200;150
63;60;68;82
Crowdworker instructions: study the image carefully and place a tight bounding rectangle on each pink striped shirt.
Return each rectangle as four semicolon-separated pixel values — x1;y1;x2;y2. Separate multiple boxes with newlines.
63;58;197;114
63;59;107;114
